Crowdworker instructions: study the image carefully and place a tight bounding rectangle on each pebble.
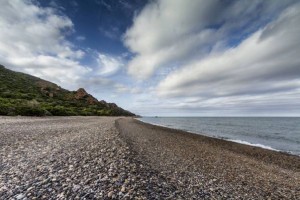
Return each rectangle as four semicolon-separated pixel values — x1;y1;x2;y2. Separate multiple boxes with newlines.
108;191;113;198
0;116;298;200
15;193;25;199
121;186;126;192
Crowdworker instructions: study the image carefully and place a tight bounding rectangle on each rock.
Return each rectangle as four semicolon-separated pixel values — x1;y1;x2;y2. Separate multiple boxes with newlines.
108;191;113;198
74;88;98;104
57;192;65;198
0;186;8;192
72;184;81;192
74;88;89;99
121;186;126;192
4;116;296;200
15;193;25;199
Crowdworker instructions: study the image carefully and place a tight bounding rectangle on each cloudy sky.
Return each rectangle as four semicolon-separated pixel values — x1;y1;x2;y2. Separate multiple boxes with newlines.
1;0;300;116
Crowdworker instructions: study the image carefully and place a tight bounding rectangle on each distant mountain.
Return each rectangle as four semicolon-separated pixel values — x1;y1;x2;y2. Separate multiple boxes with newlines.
0;65;135;116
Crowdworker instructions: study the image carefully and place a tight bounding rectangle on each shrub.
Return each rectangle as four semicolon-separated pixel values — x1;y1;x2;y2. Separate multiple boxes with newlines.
15;106;46;116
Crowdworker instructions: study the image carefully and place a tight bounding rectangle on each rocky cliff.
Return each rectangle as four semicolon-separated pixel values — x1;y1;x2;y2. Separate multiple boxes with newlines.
0;65;135;116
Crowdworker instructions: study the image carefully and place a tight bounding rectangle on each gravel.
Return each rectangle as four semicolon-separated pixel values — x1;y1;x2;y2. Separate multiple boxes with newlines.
1;116;299;199
116;118;300;199
0;116;182;199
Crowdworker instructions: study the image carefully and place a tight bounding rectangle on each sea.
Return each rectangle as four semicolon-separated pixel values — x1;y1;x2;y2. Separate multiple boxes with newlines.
139;117;300;156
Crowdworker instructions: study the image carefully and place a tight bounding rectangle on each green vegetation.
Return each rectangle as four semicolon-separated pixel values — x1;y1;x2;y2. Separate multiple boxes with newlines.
0;65;135;116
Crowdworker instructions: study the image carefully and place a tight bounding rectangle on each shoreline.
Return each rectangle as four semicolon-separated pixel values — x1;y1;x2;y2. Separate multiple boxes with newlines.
137;117;299;157
1;116;299;199
131;118;299;171
117;117;300;198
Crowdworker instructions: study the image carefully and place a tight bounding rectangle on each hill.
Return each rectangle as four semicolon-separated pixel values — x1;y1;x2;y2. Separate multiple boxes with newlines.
0;65;135;116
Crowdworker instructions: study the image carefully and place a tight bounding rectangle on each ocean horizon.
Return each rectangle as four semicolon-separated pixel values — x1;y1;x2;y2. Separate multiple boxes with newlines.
139;117;300;156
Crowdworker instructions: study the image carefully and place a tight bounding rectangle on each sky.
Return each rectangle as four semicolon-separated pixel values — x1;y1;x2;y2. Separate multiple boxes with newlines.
0;0;300;116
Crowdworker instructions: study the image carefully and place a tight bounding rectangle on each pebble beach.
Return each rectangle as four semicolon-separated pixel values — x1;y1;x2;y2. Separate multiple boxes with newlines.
0;116;299;199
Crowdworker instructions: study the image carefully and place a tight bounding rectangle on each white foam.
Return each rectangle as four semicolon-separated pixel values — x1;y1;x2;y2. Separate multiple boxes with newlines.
226;139;279;151
137;118;300;156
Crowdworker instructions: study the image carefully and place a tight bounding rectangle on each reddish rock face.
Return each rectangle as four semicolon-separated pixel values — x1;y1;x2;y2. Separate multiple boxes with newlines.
75;88;98;104
75;88;89;99
86;96;98;104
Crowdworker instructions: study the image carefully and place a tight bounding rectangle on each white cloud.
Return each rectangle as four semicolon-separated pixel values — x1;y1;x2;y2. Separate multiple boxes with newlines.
7;55;91;87
80;76;140;96
124;0;297;79
156;4;300;97
151;4;300;115
96;53;124;76
131;89;300;116
0;0;89;89
121;2;300;116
